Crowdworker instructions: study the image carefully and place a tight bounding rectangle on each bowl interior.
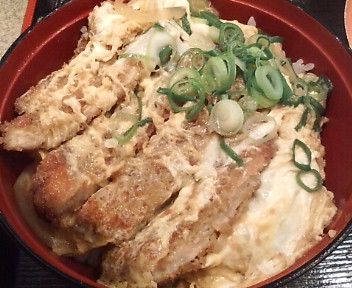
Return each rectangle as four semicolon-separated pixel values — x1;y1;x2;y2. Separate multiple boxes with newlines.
1;0;352;287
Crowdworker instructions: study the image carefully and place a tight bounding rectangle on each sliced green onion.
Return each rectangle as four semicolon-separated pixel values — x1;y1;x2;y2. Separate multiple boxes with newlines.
147;29;176;68
292;138;312;171
191;11;223;28
255;35;271;47
309;96;325;132
209;99;244;136
307;75;333;101
296;169;323;192
218;22;245;51
181;14;192;35
184;79;206;120
293;96;325;132
249;86;278;108
292;78;308;97
159;45;173;66
170;79;199;102
246;43;273;62
158;87;193;113
227;40;247;61
168;67;201;88
113;96;143;144
138;117;153;127
255;65;283;101
200;73;216;93
278;74;299;106
201;54;236;93
177;49;208;71
114;120;139;144
294;106;310;131
158;78;205;120
219;137;244;167
292;138;323;192
256;34;283;46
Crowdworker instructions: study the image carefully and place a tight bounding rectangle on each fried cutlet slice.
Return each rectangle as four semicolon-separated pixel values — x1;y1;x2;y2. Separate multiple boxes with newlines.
66;156;182;253
0;57;146;151
32;102;153;222
0;1;149;151
59;114;208;252
98;140;276;288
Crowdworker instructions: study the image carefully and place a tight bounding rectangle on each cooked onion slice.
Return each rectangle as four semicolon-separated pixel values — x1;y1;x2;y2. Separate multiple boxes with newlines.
242;113;277;145
114;1;186;23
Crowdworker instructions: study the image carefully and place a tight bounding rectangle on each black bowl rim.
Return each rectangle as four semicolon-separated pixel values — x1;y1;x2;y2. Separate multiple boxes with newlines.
0;0;352;287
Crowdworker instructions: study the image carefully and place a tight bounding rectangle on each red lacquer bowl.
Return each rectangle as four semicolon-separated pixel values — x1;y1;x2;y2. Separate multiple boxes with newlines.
346;0;352;48
1;0;352;287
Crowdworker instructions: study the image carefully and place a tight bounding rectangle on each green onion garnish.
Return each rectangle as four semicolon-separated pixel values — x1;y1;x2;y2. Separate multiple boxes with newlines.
255;65;283;101
292;138;323;192
191;10;223;28
113;96;144;144
219;137;244;167
218;22;244;51
296;169;323;192
159;45;173;66
292;138;312;171
181;14;192;35
294;106;310;131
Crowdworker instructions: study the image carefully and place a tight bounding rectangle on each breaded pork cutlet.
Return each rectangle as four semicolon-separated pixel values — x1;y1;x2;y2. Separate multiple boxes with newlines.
34;111;210;253
99;140;276;288
32;102;153;223
0;1;148;151
64;114;209;251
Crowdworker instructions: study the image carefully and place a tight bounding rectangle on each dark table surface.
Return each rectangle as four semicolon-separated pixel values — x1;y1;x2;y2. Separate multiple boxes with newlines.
0;0;351;287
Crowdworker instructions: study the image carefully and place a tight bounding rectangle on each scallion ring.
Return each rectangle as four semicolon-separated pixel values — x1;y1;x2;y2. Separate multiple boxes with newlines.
218;22;245;51
114;120;138;144
256;34;283;46
200;73;216;93
168;67;201;88
246;43;273;62
201;54;236;93
183;78;206;120
191;10;223;28
209;99;244;136
293;78;308;97
146;29;176;68
177;48;208;71
170;79;199;102
296;169;323;192
294;106;310;131
307;75;333;101
113;95;143;144
309;96;325;132
158;78;205;120
181;14;192;35
219;137;244;167
227;40;247;61
159;45;174;66
255;65;283;101
292;138;312;171
249;86;278;108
